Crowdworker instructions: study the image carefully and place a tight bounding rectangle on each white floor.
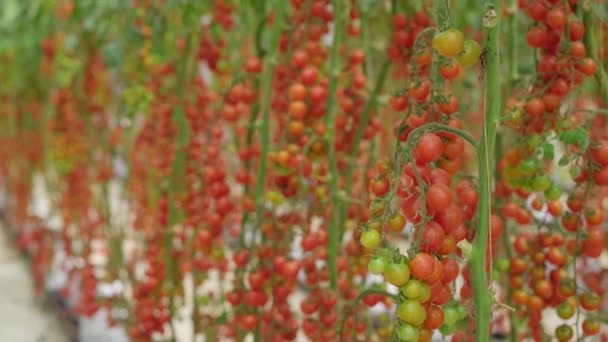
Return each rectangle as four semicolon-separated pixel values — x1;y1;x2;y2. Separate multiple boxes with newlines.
0;230;68;342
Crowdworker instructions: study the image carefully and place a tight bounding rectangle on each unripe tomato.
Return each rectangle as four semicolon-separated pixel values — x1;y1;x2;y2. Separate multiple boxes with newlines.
432;29;465;57
396;324;420;341
397;299;426;326
385;262;411;286
457;40;482;67
368;256;388;275
360;229;380;249
555;324;573;342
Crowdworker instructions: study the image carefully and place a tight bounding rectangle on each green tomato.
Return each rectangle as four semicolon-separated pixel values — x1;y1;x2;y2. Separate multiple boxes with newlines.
442;306;460;325
417;282;432;303
385;262;411;287
519;159;537;174
556;302;575;320
433;29;465;57
526;134;542;148
396;324;420;341
400;279;423;299
532;174;552;192
544;183;563;201
439;323;456;336
360;229;381;249
495;257;510;273
455;304;468;320
457;40;482;67
368;256;388;275
397;299;427;326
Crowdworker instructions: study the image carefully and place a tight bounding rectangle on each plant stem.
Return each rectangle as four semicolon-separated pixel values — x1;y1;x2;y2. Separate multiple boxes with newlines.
470;3;501;342
507;0;518;85
251;2;285;341
583;6;608;106
326;0;348;290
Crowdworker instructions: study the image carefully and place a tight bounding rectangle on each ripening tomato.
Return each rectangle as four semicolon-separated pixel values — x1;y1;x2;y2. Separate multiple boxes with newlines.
457;40;482;67
582;319;600;336
385;262;411;286
360;229;380;249
409;253;436;281
397;299;427;326
432;29;465;57
579;291;601;311
555;324;573;342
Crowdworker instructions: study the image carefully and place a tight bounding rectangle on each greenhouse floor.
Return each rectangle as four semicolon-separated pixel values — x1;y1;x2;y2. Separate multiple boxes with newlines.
0;230;67;342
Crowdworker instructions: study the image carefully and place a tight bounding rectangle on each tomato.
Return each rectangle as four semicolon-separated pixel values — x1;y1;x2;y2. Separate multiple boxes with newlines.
439;61;461;80
369;176;390;197
531;174;552;191
555;324;573;342
385;262;411;286
434;204;463;233
401;279;423;299
387;213;406;233
579;291;601;311
576;57;598;76
409;79;431;102
569;20;585;41
526;27;547;48
397;299;427;326
409;253;436;281
441;258;459;283
582;319;600;336
546;8;566;30
437;95;459;114
544;183;562;201
360;229;380;249
396;324;420;341
525;97;545;117
556;302;574;319
426;183;452;212
432;29;465;57
526;1;547;21
414;133;444;163
368;256;388;275
457;40;482;67
422;305;444;329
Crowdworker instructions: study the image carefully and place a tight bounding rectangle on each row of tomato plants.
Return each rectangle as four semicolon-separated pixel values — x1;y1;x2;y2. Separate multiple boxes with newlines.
0;0;607;341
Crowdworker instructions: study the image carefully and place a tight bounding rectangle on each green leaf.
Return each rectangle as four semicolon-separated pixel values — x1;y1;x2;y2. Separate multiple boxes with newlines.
558;156;570;166
559;127;589;149
541;142;554;160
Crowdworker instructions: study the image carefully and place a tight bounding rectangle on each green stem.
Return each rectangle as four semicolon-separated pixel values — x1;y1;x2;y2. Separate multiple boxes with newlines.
250;3;285;341
470;3;501;342
507;0;518;85
583;7;608;106
326;0;348;290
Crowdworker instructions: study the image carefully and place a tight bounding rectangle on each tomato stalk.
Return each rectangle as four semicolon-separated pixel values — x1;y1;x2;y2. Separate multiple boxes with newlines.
583;6;608;105
326;0;348;290
507;0;519;85
250;2;285;341
470;3;501;342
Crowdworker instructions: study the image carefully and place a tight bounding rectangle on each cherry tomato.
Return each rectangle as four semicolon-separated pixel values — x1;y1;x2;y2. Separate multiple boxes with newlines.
433;29;465;57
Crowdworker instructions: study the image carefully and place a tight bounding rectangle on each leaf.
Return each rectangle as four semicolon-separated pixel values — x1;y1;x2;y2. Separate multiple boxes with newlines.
541;142;554;160
558;156;570;166
559;127;589;150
